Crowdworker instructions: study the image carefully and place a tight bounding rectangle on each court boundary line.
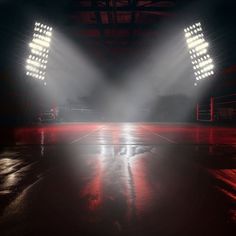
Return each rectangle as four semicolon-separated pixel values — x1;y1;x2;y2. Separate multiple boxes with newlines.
71;126;104;144
141;125;177;144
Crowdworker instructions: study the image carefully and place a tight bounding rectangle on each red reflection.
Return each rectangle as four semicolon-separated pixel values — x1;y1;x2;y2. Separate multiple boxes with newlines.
1;123;236;146
129;155;153;219
209;169;236;194
141;123;236;145
208;169;236;222
79;155;103;213
11;123;101;145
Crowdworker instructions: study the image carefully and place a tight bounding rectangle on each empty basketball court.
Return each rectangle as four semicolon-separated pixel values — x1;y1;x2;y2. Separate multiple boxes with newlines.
1;0;236;235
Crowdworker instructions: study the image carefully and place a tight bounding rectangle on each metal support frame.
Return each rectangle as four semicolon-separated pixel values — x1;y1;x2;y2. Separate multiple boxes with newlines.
210;97;214;122
92;0;105;39
73;6;173;12
69;0;175;48
196;97;214;122
129;0;137;43
196;103;199;121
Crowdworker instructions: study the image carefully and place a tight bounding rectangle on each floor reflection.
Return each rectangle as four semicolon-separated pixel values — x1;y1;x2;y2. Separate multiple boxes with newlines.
0;123;236;235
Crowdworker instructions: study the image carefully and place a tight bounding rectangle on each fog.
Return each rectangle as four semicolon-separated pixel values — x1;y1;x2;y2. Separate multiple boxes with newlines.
42;26;202;121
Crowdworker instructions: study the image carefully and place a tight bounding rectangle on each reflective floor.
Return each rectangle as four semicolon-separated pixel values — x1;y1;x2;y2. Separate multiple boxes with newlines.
0;123;236;236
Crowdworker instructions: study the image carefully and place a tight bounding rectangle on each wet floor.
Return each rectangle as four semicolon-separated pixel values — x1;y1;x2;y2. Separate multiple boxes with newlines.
0;123;236;235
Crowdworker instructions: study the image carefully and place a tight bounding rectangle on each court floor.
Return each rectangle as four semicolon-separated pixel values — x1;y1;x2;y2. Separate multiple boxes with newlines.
0;123;236;235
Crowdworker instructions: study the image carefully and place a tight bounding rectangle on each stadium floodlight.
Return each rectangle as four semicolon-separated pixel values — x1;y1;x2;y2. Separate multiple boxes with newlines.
184;22;214;83
26;22;52;84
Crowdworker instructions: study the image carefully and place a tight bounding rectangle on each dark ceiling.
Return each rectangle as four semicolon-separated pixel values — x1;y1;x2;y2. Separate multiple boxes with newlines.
68;0;178;47
65;0;191;61
0;0;235;73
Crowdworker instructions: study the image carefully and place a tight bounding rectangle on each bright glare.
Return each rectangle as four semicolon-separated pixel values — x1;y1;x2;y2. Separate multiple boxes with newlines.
184;22;214;82
26;21;53;81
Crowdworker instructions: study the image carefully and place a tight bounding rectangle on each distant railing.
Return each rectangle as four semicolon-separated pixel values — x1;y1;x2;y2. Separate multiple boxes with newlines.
214;94;236;121
196;97;214;122
197;94;236;122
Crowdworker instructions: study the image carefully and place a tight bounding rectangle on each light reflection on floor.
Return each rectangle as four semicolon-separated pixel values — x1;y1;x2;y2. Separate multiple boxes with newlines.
0;123;236;235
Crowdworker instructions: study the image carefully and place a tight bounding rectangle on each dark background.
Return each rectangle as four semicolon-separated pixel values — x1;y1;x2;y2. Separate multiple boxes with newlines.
0;0;236;123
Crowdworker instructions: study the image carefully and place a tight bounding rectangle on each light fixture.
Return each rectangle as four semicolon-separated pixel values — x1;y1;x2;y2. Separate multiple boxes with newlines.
26;21;53;82
184;22;214;83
